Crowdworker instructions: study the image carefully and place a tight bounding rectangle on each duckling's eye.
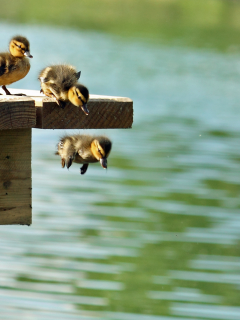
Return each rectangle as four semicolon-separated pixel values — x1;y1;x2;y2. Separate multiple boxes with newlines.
75;90;81;100
78;96;85;104
13;42;21;49
98;148;103;157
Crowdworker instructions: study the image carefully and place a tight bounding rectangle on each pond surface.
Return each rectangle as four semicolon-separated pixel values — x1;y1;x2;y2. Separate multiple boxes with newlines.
0;23;240;319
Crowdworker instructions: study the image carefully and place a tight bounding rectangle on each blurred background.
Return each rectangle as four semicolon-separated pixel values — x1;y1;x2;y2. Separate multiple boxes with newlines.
0;0;240;319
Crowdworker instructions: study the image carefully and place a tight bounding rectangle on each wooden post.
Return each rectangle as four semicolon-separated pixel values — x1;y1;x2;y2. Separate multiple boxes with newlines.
0;89;133;225
0;129;32;225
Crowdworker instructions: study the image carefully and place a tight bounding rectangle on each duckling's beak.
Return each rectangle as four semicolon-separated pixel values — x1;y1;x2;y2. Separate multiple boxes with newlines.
24;51;33;58
100;157;107;169
81;103;89;115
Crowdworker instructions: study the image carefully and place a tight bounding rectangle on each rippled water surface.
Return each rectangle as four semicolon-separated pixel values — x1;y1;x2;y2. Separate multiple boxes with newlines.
0;23;240;319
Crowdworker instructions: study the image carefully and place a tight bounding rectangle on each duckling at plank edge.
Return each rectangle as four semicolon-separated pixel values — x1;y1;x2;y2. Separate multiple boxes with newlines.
39;64;89;115
0;35;33;95
56;134;112;175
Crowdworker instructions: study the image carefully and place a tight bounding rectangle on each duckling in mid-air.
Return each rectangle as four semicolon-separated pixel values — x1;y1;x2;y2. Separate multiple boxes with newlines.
39;64;89;115
56;134;112;175
0;35;33;95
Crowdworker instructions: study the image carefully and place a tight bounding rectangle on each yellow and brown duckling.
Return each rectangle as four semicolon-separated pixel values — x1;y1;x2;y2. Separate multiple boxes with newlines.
0;35;33;95
56;134;112;175
39;64;89;115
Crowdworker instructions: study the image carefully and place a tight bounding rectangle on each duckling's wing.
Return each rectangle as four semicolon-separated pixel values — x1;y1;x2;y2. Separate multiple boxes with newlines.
41;81;62;100
39;65;79;99
39;66;58;82
0;54;15;76
59;66;80;90
0;56;6;76
61;73;80;91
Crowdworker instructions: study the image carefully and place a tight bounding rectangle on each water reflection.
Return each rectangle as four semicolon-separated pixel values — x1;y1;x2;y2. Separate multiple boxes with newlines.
0;23;240;319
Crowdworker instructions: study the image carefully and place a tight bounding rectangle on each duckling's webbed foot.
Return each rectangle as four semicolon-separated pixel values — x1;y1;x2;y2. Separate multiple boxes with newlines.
58;100;67;109
51;95;60;105
1;86;27;96
80;164;89;175
2;85;11;95
66;156;74;169
50;95;65;108
44;92;61;106
64;151;76;169
61;158;65;168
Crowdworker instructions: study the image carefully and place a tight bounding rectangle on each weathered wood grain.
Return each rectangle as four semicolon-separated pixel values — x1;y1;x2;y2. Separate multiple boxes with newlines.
0;95;36;130
0;129;32;225
35;95;133;129
0;89;133;130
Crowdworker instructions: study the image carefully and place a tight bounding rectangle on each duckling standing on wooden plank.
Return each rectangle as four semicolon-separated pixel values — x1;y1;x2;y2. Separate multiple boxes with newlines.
39;64;89;115
56;134;112;175
0;35;33;95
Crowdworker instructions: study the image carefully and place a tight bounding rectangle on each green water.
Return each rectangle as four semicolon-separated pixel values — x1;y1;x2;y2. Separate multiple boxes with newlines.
0;23;240;319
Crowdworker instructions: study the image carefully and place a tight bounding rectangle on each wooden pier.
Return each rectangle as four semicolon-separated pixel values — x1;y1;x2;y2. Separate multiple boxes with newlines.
0;89;133;225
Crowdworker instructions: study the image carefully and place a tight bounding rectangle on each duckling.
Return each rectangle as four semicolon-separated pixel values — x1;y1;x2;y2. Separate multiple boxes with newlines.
0;35;33;95
39;64;89;115
56;134;112;174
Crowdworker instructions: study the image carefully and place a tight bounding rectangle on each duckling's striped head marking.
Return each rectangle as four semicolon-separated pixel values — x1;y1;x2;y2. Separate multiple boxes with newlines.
68;83;89;115
91;136;112;168
9;35;33;58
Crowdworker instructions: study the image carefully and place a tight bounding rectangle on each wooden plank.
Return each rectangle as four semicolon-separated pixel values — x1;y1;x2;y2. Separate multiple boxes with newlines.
0;89;133;130
35;95;133;129
0;129;32;225
0;95;36;130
